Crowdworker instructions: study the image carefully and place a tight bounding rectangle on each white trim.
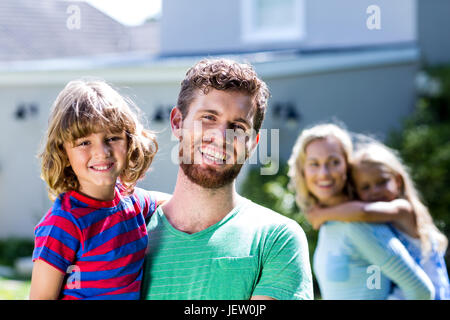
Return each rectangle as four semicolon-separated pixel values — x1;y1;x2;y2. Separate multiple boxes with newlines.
0;57;193;87
241;0;306;44
0;67;186;87
0;47;419;86
253;47;420;79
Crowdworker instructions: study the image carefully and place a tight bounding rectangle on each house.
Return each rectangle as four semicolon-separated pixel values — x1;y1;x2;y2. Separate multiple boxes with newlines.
0;0;449;238
0;0;158;61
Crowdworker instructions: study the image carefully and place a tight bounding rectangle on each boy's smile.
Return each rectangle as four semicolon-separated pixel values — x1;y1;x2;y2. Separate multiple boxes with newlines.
63;130;128;201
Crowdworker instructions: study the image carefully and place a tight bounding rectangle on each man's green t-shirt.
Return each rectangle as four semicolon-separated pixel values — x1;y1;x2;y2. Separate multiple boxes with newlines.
141;199;313;300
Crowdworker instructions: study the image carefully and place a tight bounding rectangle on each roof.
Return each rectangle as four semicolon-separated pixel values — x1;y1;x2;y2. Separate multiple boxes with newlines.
0;0;159;61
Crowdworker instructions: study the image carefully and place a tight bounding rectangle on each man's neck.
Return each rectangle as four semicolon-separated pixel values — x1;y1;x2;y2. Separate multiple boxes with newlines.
161;168;243;234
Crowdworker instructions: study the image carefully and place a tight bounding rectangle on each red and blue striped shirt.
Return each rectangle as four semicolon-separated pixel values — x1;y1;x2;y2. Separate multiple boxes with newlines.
32;184;156;300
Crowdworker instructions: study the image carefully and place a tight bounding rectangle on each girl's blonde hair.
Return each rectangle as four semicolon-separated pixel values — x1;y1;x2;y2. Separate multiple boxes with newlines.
39;80;158;201
351;141;448;256
287;123;353;212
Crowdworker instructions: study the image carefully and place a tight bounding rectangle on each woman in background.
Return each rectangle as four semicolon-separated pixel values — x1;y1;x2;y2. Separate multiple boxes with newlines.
303;139;449;299
288;123;434;299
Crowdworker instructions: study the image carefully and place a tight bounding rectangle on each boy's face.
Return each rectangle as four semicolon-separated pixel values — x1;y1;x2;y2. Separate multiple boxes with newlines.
352;163;402;202
63;130;128;200
171;88;259;189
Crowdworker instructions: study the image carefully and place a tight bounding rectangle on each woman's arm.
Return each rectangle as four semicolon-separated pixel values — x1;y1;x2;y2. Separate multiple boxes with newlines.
306;199;413;230
29;260;65;300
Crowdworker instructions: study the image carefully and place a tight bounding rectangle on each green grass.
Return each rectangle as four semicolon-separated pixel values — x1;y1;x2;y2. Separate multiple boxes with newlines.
0;277;31;300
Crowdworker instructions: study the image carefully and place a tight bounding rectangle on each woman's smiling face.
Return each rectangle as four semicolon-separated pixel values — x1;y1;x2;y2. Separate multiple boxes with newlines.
303;136;348;206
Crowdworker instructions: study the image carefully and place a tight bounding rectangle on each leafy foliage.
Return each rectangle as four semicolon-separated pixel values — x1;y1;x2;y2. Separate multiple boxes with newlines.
0;238;34;267
387;66;450;244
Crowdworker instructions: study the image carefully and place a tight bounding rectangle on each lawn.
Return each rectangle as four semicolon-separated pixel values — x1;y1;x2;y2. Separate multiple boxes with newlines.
0;277;31;300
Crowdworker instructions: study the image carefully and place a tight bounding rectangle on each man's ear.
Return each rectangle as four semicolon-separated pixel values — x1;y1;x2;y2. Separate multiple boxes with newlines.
254;132;260;149
170;107;183;140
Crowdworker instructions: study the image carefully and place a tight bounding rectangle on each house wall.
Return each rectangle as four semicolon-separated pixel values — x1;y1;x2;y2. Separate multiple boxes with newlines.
304;0;416;49
161;0;416;56
262;61;418;161
417;0;450;65
0;85;58;240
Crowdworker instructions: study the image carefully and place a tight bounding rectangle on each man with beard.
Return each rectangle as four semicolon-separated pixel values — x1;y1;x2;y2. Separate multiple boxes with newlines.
141;58;313;300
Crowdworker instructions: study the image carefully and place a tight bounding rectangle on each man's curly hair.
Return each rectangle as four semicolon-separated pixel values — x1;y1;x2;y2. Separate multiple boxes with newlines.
177;58;270;132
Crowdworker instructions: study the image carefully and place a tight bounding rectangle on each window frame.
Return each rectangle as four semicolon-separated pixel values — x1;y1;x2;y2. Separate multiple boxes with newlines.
241;0;306;44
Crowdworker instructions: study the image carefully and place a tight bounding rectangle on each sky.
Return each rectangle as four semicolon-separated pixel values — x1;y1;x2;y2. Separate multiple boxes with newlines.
84;0;162;26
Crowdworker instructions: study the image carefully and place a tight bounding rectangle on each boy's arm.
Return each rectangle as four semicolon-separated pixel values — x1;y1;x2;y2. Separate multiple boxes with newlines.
306;199;412;230
29;260;65;300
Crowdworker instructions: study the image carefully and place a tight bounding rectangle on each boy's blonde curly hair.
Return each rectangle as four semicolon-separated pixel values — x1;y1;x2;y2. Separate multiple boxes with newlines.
39;80;158;201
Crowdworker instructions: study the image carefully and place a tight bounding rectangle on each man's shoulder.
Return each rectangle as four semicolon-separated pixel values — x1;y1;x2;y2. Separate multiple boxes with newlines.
238;198;304;234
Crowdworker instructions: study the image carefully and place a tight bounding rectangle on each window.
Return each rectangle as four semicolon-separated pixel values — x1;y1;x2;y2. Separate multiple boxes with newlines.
241;0;305;43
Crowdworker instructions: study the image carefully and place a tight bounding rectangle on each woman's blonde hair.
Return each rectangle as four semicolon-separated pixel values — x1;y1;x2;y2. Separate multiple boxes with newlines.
351;141;448;256
287;123;353;212
39;80;158;201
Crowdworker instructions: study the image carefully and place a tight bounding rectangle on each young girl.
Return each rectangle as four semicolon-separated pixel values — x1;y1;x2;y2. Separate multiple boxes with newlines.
30;80;167;300
306;141;450;299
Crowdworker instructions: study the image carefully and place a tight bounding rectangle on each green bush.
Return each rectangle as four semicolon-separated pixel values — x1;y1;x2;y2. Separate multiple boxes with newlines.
0;238;34;267
387;65;450;261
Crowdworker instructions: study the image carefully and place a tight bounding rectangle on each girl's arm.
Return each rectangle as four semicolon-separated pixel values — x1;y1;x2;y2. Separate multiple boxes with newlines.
29;260;65;300
346;222;434;299
306;199;413;230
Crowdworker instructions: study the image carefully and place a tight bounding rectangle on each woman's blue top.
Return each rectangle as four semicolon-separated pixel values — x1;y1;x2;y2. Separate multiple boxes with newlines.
313;221;435;299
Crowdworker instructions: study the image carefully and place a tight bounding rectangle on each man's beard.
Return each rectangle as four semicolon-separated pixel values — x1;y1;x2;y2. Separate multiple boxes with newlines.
179;141;245;189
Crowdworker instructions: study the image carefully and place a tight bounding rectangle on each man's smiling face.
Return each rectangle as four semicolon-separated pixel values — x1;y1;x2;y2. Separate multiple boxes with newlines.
172;88;258;189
